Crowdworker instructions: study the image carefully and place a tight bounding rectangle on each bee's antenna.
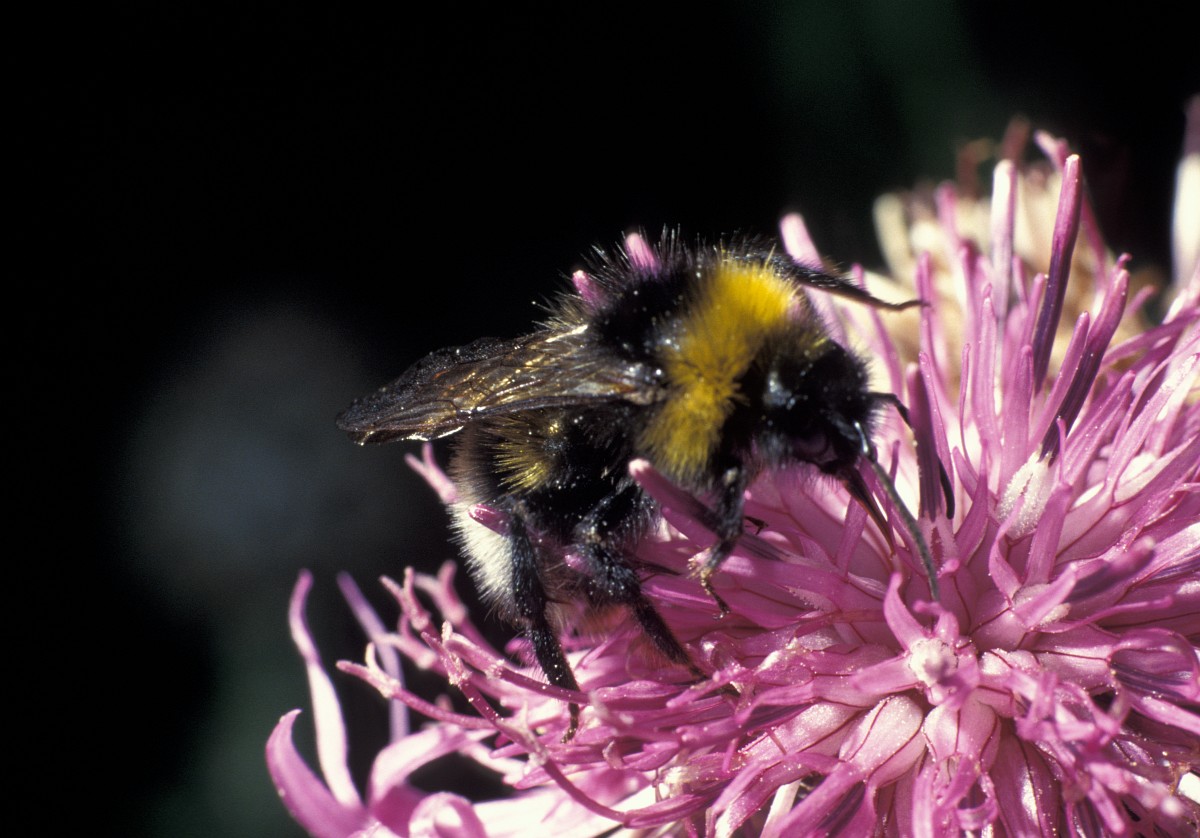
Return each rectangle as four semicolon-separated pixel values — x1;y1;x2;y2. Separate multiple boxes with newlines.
852;421;941;601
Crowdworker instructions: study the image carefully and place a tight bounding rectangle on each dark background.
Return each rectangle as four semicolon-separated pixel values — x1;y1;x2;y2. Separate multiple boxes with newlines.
21;3;1196;835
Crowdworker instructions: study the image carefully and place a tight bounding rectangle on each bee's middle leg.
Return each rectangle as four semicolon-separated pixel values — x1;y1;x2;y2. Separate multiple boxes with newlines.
577;492;693;672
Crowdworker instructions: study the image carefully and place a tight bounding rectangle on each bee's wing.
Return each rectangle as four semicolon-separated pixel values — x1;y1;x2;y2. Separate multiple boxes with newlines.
337;327;659;444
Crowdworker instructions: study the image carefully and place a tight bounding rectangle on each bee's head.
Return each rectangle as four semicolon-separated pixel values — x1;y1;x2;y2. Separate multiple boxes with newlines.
757;341;877;473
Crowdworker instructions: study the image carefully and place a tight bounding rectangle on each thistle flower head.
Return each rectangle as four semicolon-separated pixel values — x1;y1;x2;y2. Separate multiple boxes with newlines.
271;111;1200;837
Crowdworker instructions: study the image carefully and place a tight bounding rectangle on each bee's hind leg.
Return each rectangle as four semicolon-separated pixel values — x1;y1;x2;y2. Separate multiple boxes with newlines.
507;511;582;740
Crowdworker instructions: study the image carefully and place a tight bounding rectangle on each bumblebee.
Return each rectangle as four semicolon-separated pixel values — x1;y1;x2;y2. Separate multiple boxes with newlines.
338;234;931;735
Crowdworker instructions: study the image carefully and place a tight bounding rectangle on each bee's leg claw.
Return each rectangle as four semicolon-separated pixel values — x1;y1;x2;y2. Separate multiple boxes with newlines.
561;704;580;742
696;463;748;618
700;567;731;617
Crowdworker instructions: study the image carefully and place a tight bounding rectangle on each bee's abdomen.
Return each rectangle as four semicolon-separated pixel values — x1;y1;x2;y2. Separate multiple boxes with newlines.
456;406;640;534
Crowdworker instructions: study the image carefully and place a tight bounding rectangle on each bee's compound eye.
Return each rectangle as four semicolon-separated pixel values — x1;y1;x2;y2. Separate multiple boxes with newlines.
759;343;875;471
790;434;834;462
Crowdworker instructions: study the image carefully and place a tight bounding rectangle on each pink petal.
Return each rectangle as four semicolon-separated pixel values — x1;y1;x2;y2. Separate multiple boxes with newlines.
288;571;363;810
266;710;368;838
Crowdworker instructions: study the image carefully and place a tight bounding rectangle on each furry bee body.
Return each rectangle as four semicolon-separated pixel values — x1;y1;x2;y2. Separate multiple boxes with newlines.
338;236;916;735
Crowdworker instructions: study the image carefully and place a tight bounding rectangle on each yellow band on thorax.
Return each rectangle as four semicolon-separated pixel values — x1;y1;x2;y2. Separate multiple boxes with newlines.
641;259;797;481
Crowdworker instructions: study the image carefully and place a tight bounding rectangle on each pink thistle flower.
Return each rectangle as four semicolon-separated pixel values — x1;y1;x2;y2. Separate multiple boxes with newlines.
271;108;1200;837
